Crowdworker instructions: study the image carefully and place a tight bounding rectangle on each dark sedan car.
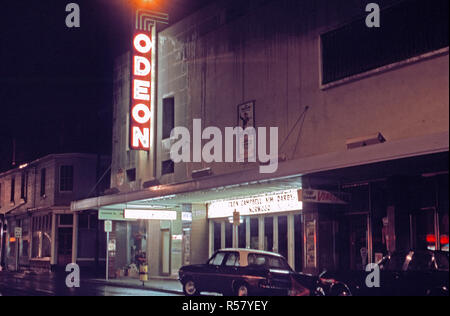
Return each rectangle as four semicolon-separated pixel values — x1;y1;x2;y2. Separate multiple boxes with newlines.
321;250;449;296
179;249;325;296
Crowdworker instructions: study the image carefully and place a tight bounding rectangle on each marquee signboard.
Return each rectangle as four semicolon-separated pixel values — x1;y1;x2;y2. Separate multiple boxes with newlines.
208;190;303;219
130;27;153;151
299;189;348;205
124;209;177;221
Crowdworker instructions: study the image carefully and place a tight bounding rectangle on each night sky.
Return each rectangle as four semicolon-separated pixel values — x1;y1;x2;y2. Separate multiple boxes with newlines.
0;0;213;173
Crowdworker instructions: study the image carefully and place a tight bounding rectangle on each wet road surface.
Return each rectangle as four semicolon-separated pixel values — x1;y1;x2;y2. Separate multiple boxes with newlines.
0;272;181;296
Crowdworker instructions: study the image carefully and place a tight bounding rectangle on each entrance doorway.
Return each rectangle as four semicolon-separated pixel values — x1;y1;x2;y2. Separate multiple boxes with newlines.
211;213;302;271
338;214;369;271
57;227;72;266
410;208;438;251
161;229;171;276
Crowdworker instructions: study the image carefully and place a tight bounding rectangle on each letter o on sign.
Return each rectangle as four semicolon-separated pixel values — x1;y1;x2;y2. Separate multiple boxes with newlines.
132;104;151;124
134;34;152;54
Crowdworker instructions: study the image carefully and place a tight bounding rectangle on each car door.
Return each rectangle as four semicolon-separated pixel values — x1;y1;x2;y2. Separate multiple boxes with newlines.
199;252;227;292
377;252;408;296
219;252;241;294
401;251;435;296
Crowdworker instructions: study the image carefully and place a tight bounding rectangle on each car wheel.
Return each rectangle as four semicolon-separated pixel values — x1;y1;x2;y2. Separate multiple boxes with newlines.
313;286;326;296
333;285;352;297
235;283;250;297
183;279;200;296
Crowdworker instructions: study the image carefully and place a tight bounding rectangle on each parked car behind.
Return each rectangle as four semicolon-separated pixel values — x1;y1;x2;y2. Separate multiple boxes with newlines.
321;250;449;296
179;248;327;296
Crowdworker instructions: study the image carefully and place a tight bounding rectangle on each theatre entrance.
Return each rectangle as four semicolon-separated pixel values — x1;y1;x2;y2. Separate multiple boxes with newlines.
337;213;370;271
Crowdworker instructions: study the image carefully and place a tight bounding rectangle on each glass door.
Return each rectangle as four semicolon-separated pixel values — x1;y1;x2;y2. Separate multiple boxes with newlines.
161;229;171;275
410;208;437;251
57;227;72;266
338;214;369;271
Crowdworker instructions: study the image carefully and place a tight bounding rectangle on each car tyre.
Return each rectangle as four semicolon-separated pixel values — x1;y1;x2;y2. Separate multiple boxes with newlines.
235;283;250;297
183;279;200;296
332;285;352;297
313;286;326;296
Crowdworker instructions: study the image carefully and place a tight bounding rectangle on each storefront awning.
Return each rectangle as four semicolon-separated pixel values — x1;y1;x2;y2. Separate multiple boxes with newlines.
71;131;449;212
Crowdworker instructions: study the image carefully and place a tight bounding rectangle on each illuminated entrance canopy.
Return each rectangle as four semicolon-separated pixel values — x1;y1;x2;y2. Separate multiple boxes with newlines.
130;28;153;151
124;209;177;221
208;189;303;219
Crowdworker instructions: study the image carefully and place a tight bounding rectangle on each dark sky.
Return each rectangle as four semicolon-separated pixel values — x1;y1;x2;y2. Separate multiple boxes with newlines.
0;0;213;172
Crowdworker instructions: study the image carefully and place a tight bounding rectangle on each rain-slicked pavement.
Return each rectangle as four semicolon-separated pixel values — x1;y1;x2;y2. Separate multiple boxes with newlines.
0;272;181;296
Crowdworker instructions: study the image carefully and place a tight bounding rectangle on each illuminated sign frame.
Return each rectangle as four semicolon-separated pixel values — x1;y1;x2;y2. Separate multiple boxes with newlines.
124;209;177;220
130;28;153;151
208;190;303;219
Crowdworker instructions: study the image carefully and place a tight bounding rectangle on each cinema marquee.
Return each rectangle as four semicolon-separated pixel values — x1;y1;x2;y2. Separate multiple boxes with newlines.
130;28;153;151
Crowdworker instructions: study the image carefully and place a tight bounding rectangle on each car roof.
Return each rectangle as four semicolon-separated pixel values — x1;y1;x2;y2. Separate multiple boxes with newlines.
217;248;284;258
394;250;446;256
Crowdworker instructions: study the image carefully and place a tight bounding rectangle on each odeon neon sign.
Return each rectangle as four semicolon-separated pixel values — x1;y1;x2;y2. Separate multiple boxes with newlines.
130;29;153;151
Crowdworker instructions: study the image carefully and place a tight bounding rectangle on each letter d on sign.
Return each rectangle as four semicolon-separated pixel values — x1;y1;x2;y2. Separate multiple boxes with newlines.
66;263;80;288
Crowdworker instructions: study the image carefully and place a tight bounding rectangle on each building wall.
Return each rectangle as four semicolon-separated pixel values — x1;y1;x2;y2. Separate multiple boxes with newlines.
106;0;448;276
0;154;110;270
0;154;107;214
110;0;449;192
151;0;448;185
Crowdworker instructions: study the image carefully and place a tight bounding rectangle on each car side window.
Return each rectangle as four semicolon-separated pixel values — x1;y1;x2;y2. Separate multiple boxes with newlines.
209;252;226;266
384;254;406;271
407;253;432;271
248;254;267;267
268;257;289;269
225;253;240;267
434;253;449;271
248;254;289;269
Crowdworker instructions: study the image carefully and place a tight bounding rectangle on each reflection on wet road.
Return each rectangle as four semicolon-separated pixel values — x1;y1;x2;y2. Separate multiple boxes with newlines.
0;273;181;296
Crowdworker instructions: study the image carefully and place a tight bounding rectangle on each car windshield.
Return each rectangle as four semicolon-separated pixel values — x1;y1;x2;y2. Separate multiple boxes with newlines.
208;252;226;266
247;254;290;270
383;253;407;271
407;253;433;271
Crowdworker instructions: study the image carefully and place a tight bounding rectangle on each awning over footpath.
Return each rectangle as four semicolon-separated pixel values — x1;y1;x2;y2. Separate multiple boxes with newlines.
71;131;449;212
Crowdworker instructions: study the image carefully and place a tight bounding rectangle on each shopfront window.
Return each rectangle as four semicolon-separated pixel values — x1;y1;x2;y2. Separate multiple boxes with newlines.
214;222;221;251
210;211;303;269
264;217;274;252
77;213;99;258
225;222;233;248
371;181;388;260
278;216;288;259
294;214;303;272
42;232;51;258
411;208;436;251
32;214;52;258
130;220;147;265
238;220;246;249
439;214;449;252
438;174;449;252
250;218;259;249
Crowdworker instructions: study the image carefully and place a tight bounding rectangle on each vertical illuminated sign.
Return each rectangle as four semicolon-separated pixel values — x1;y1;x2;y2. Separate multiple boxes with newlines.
130;28;153;151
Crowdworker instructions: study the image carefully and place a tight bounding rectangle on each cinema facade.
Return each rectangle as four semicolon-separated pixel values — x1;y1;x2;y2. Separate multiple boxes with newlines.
71;0;449;278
